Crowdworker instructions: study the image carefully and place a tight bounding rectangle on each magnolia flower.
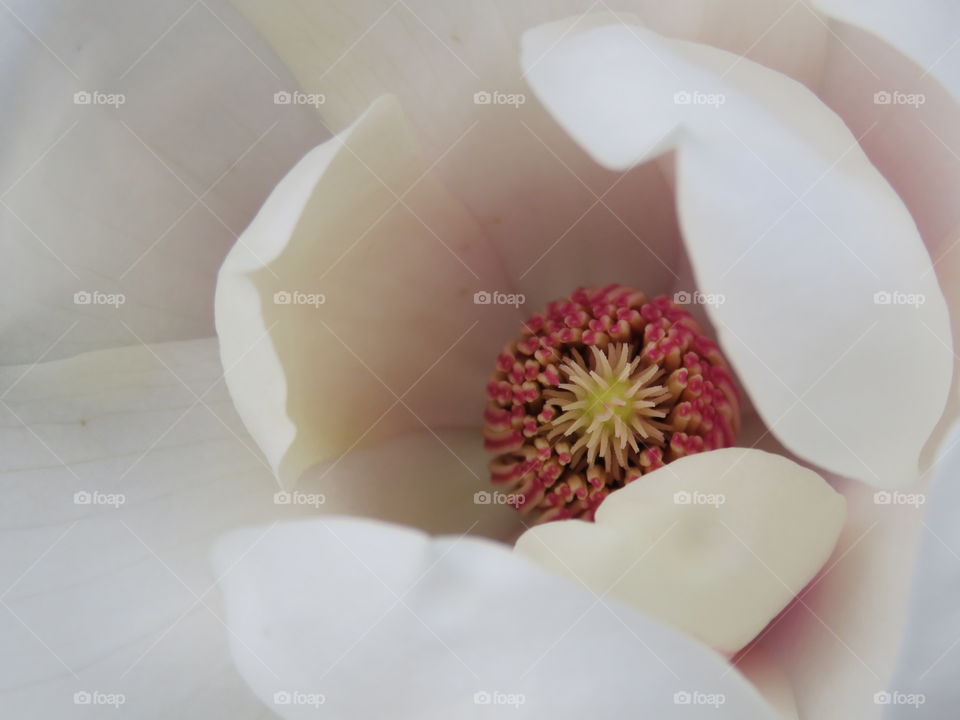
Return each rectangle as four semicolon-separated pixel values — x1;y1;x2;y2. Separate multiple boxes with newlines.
3;1;960;719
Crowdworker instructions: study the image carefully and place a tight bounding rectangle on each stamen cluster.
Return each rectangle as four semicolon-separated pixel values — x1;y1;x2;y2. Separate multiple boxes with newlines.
483;285;740;524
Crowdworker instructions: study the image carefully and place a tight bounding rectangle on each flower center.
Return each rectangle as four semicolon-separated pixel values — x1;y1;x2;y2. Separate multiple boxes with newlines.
546;344;671;473
483;285;741;524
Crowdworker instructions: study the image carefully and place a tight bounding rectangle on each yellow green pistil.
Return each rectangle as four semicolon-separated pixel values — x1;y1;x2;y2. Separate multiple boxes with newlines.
545;344;671;473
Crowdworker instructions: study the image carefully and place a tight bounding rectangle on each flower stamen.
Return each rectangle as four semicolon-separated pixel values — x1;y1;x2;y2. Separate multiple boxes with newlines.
483;285;741;524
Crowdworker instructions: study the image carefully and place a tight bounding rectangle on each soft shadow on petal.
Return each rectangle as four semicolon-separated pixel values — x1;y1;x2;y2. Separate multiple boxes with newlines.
521;16;952;489
0;339;299;718
881;424;960;718
736;646;799;720
297;427;523;541
0;0;325;364
213;516;781;719
216;96;519;488
812;0;960;102
742;471;927;720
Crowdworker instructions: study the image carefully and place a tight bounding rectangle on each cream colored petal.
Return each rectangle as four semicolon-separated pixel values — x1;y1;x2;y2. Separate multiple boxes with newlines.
215;95;519;487
515;448;846;655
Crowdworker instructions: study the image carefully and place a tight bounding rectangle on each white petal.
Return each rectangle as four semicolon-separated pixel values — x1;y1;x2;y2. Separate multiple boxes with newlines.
297;427;524;540
213;516;781;719
806;16;960;473
0;339;297;717
521;16;953;488
877;423;960;717
515;448;846;655
0;0;324;363
215;95;519;487
812;0;960;102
